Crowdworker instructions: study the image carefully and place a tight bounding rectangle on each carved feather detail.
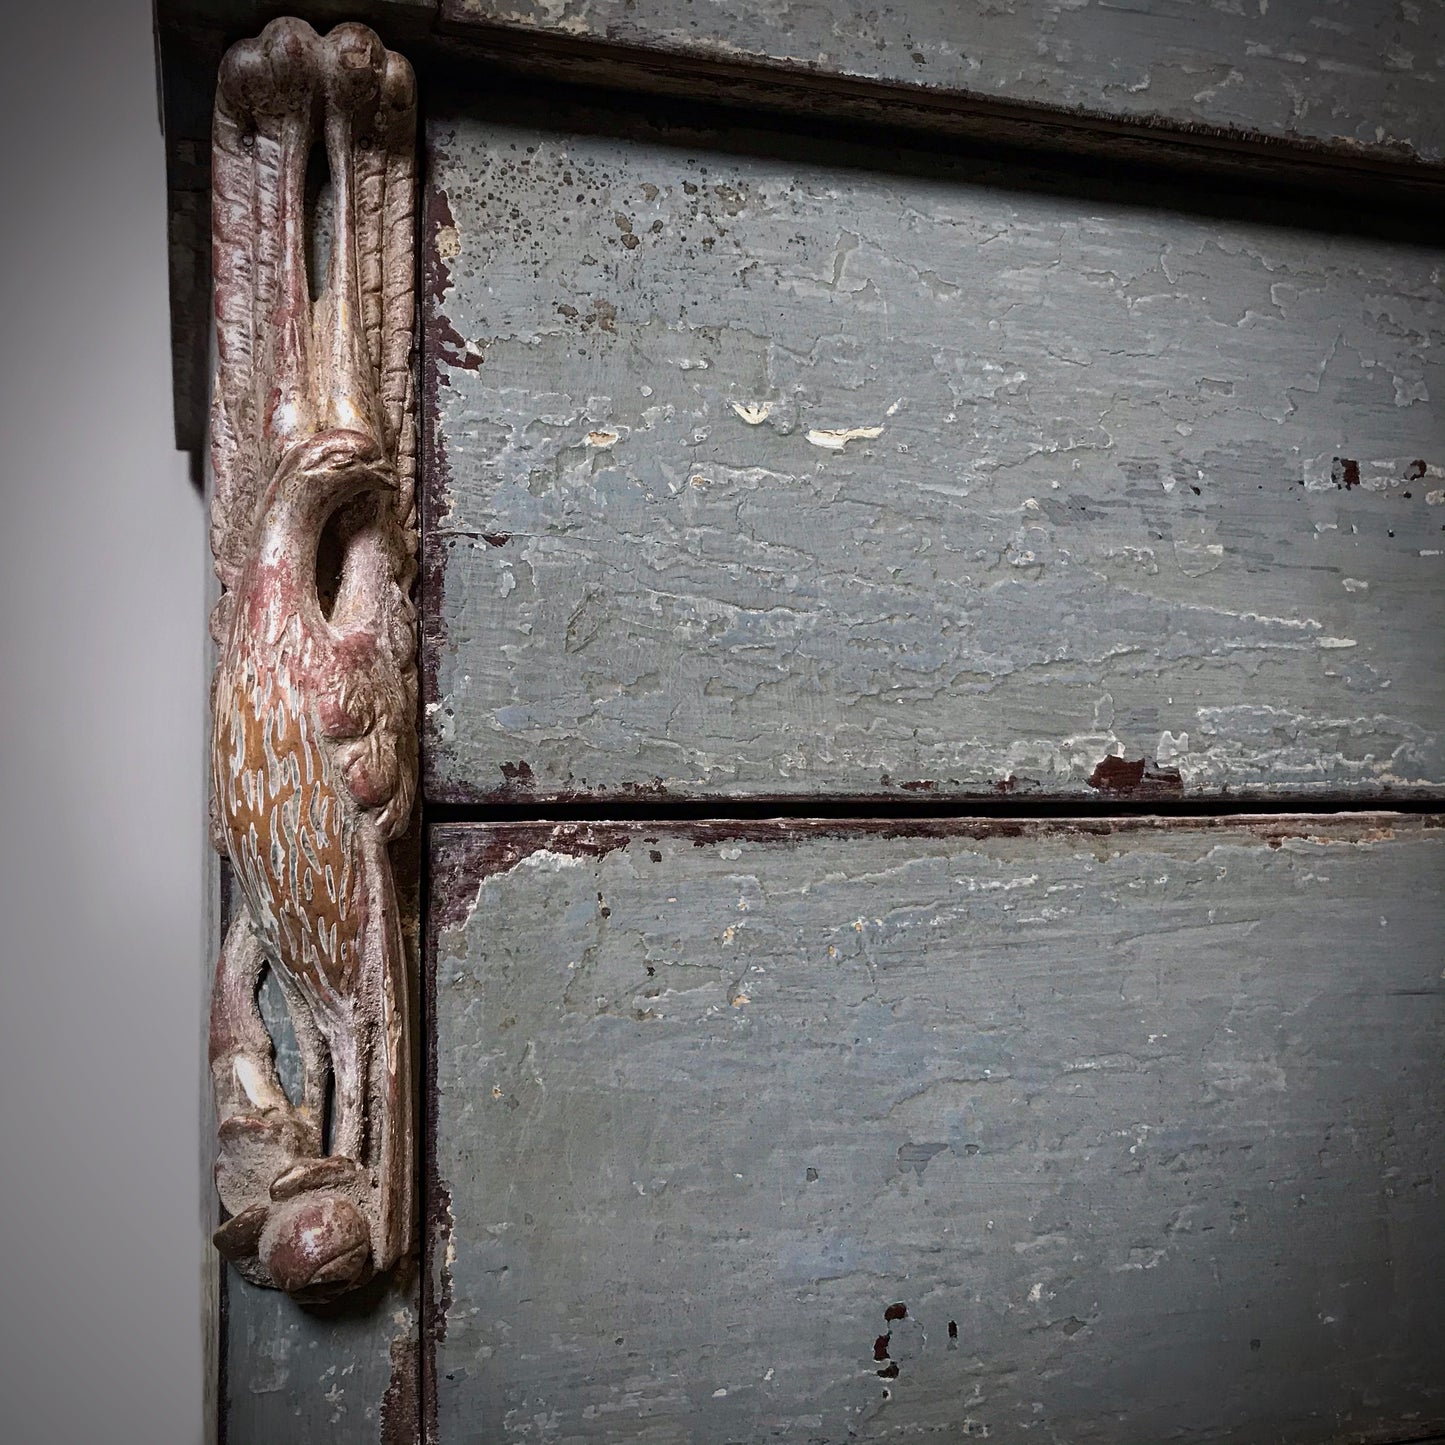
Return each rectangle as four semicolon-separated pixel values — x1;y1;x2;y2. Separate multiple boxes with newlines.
206;17;417;1301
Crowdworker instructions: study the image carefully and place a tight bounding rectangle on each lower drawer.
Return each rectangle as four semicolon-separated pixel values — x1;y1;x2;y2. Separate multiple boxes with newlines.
427;815;1445;1445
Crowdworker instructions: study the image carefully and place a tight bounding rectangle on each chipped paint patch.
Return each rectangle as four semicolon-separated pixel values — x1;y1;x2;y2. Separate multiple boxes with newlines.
1174;541;1224;576
806;423;885;450
731;401;774;424
379;1333;419;1445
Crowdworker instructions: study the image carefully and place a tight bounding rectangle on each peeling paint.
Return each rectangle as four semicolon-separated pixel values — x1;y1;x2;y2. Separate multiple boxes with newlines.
805;423;886;450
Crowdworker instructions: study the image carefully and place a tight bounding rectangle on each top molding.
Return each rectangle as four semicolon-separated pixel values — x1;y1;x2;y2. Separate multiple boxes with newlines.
159;0;1445;170
157;0;1445;454
436;0;1445;168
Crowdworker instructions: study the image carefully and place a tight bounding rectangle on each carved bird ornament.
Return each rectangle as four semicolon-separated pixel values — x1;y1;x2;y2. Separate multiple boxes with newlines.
205;17;417;1301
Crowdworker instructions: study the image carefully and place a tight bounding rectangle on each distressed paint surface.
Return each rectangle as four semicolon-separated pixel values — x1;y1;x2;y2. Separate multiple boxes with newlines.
225;1267;419;1445
157;4;1443;459
423;104;1444;802
443;0;1445;165
429;816;1445;1444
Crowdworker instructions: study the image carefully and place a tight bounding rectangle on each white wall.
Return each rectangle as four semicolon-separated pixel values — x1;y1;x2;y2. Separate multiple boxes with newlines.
0;1;207;1440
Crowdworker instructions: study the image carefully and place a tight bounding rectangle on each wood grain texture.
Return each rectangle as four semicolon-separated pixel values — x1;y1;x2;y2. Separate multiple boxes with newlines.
428;815;1445;1445
422;102;1444;803
156;0;1444;458
441;0;1445;166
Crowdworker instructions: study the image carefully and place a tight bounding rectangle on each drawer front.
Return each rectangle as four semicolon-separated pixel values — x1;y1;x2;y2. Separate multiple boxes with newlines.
422;98;1444;803
428;816;1445;1444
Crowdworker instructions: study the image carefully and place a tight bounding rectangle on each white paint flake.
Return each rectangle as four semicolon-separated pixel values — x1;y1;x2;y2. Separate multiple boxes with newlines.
1157;730;1190;763
731;401;773;425
519;849;587;871
806;424;885;451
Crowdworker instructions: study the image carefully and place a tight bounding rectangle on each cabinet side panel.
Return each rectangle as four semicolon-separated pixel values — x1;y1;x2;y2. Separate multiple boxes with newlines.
223;1268;419;1445
429;817;1445;1445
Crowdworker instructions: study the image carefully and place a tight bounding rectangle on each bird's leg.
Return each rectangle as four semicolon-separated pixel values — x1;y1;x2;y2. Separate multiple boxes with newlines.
274;841;412;1275
361;835;413;1271
326;1001;368;1167
210;911;290;1127
211;912;325;1284
267;959;331;1129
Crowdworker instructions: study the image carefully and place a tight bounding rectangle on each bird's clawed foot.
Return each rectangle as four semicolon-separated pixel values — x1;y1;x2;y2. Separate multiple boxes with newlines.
213;1112;374;1301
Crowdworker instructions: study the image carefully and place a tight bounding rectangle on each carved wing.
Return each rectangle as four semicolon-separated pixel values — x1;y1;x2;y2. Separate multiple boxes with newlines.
209;20;417;622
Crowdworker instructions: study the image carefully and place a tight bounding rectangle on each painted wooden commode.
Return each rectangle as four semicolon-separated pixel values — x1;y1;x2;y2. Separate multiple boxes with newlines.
155;3;1445;1440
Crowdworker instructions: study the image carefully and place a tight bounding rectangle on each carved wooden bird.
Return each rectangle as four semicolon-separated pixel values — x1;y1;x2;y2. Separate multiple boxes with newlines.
205;17;417;1300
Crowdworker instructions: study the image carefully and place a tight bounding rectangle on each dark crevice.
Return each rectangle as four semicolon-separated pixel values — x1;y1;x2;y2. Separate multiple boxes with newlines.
302;143;332;305
423;792;1445;827
314;508;347;621
421;64;1443;244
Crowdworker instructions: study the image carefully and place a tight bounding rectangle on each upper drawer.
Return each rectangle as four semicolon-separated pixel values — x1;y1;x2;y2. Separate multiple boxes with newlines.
422;98;1444;804
441;0;1445;172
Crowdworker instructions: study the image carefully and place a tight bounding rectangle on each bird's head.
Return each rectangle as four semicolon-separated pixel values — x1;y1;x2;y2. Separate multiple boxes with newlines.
265;427;397;527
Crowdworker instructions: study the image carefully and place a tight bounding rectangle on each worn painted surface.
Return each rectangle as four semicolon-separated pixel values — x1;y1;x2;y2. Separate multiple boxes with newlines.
428;815;1445;1444
443;0;1445;165
423;102;1444;802
224;1266;419;1445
